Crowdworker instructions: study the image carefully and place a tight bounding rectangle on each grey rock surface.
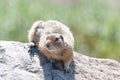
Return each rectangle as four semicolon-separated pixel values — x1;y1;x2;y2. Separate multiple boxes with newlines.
0;41;120;80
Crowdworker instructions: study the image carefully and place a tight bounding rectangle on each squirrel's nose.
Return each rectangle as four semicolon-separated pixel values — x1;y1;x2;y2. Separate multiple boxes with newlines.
46;43;50;48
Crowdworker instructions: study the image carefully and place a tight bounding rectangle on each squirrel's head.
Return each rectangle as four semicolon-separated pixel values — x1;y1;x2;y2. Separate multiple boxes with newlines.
45;34;65;52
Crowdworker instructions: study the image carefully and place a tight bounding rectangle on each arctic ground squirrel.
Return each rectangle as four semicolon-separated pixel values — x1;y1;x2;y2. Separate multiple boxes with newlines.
28;20;74;72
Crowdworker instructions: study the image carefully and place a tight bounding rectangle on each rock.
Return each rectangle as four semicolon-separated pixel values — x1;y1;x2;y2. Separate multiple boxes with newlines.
0;41;120;80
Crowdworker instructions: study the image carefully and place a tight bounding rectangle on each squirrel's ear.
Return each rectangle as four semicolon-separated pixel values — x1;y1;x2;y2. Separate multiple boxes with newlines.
60;35;64;41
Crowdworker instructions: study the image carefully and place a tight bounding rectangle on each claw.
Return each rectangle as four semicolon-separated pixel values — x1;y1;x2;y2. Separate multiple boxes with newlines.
64;67;71;73
50;59;53;63
48;58;53;63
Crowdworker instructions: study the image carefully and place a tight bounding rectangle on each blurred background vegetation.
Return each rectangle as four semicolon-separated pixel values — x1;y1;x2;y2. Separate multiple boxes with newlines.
0;0;120;61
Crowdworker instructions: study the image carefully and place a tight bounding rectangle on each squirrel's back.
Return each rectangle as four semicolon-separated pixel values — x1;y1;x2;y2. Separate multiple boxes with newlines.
28;20;74;48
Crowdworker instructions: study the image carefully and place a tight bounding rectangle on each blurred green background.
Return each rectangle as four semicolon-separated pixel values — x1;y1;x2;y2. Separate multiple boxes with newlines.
0;0;120;61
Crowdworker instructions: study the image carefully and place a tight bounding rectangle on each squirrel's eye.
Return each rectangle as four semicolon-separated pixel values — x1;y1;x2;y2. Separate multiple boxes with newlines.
54;37;59;42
